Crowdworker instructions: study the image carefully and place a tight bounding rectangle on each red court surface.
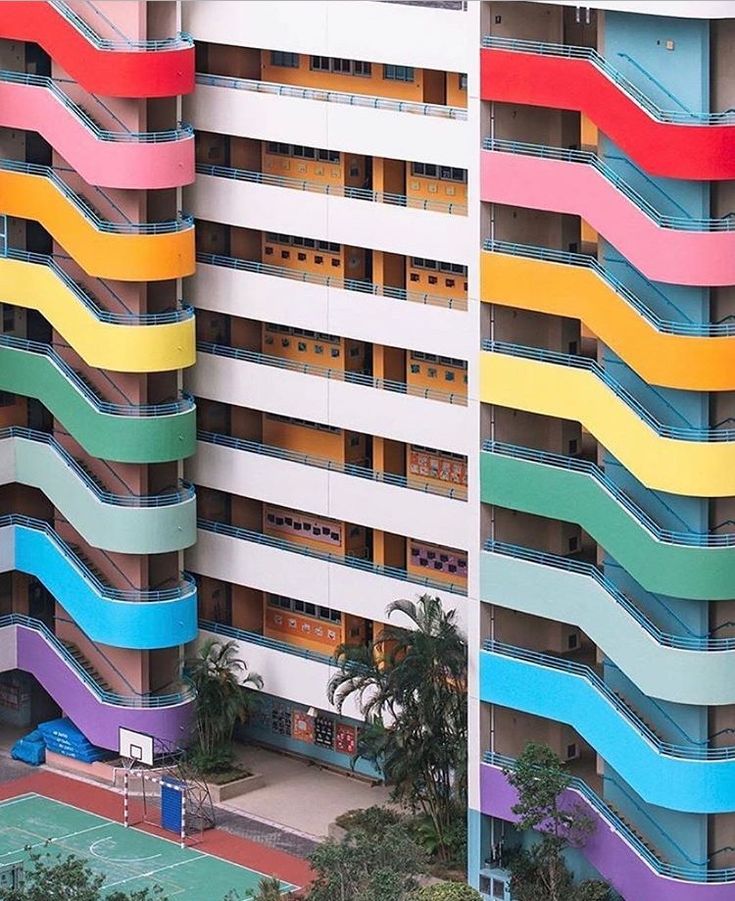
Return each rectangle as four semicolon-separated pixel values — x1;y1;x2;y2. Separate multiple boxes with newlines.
0;769;312;892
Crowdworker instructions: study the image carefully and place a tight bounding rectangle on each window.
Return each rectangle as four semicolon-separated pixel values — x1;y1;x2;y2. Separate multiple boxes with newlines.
310;56;371;76
384;64;415;82
411;162;466;183
271;51;299;68
459;73;468;90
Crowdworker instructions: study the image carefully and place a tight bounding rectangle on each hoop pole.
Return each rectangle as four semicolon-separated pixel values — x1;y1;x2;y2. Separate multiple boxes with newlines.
123;771;129;829
180;787;186;849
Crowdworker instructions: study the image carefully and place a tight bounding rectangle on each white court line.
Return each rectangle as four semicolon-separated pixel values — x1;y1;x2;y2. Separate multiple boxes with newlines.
89;835;161;864
0;793;40;809
0;822;111;859
103;853;206;889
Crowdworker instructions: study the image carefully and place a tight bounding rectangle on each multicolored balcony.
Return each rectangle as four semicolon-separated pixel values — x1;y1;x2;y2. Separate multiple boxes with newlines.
0;335;196;463
1;615;194;750
480;35;735;180
482;241;735;391
481;754;735;899
0;0;195;98
480;139;735;286
480;341;735;497
0;70;194;189
481;442;735;601
0;160;194;281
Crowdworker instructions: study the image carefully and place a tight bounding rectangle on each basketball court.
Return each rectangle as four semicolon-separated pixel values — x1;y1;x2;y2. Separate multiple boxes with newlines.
0;792;296;899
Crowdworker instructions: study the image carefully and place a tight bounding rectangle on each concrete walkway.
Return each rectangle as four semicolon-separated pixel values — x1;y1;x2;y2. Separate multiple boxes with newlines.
226;745;392;839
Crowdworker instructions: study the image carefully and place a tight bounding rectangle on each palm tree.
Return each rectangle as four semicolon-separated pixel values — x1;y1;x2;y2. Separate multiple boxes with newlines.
187;638;263;764
328;594;467;860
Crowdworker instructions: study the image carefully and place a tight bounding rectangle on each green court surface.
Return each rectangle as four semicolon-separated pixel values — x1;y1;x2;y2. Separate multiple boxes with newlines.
0;793;292;899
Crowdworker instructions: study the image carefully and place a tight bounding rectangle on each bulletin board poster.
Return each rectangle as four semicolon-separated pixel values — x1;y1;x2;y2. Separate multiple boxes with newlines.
335;723;357;755
293;709;315;743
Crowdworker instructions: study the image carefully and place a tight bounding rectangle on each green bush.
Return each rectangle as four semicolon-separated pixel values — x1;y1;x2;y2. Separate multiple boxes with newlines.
333;805;401;836
410;883;483;901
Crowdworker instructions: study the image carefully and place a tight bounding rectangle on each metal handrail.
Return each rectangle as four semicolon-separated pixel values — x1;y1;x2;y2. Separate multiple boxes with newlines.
198;431;467;500
483;640;735;760
197;518;467;595
483;538;735;650
197;341;468;406
0;334;193;417
484;752;734;882
196;251;466;311
2;514;195;601
5;426;193;507
480;35;735;126
483;138;735;232
199;619;334;666
6;614;194;707
195;72;467;120
0;69;192;143
0;159;193;234
195;163;467;215
4;248;193;324
483;340;735;441
483;441;735;548
484;240;735;337
49;0;193;51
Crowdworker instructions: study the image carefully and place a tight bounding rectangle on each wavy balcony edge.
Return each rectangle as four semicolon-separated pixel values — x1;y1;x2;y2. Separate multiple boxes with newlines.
480;442;735;600
480;543;735;705
480;756;735;898
3;427;195;554
10;619;194;751
5;517;197;650
480;142;735;286
480;345;735;497
481;242;735;391
0;73;194;190
480;643;735;812
480;36;735;181
0;2;195;98
0;252;195;372
0;335;196;463
0;162;195;281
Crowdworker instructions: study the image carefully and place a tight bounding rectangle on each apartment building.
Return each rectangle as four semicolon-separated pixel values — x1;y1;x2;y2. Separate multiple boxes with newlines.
1;1;735;900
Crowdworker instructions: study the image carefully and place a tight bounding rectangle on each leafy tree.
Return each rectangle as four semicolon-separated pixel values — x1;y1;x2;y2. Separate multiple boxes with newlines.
187;637;263;771
0;849;166;900
503;744;613;901
305;819;425;901
328;594;467;860
410;883;483;900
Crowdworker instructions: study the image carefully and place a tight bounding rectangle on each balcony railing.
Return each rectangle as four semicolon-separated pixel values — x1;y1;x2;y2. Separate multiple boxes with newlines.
198;341;468;406
195;72;467;120
483;538;735;651
2;334;193;417
0;69;192;142
196;251;466;311
6;426;193;507
3;514;195;601
7;614;194;707
5;248;192;325
481;34;735;126
195;163;467;215
483;239;735;337
482;441;735;548
484;751;733;883
482;340;735;442
199;619;334;666
198;518;467;595
483;640;733;759
50;0;193;51
198;430;466;500
0;159;193;235
483;138;735;232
